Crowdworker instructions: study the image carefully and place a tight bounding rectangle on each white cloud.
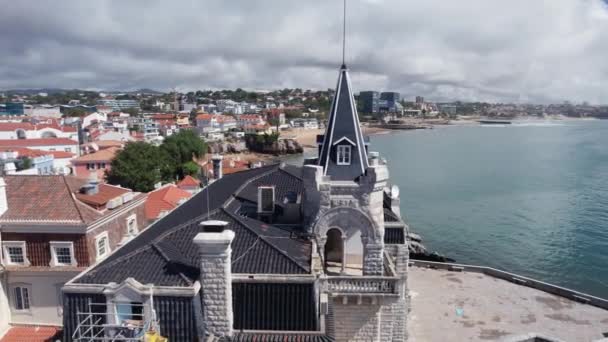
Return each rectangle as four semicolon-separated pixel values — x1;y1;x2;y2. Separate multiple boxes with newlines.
0;0;607;103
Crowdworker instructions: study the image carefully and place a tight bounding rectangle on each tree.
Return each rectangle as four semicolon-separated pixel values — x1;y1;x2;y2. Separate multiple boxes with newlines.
182;161;200;177
160;130;206;179
106;142;167;192
122;107;140;116
63;107;88;117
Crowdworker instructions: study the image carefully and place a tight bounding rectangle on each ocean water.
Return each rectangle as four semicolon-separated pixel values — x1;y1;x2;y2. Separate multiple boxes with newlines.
372;120;608;298
288;120;608;298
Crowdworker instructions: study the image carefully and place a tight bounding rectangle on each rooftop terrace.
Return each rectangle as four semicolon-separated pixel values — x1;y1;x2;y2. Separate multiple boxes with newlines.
408;265;608;342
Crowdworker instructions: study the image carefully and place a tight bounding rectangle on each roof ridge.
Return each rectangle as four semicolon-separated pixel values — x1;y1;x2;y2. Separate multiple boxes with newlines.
278;166;303;181
151;242;193;286
222;164;280;208
222;209;310;273
63;175;87;224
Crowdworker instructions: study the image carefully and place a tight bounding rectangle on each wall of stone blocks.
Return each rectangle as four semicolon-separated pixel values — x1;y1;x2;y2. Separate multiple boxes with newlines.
332;298;381;342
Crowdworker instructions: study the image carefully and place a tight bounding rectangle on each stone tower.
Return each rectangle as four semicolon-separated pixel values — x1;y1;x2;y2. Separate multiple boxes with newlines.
303;64;389;276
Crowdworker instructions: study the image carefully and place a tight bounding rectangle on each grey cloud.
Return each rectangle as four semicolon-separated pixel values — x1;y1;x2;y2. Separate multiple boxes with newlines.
1;0;608;104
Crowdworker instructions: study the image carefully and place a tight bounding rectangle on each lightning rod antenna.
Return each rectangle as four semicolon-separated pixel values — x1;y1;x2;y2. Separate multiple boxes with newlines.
342;0;346;67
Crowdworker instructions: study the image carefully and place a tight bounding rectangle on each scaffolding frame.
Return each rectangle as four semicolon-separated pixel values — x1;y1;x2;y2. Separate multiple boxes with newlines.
72;301;160;342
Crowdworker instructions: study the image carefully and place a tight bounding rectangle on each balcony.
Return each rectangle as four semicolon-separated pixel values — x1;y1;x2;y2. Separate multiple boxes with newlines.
325;276;399;295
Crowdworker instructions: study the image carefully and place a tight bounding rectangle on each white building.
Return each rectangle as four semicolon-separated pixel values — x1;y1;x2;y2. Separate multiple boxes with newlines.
0;138;80;157
196;114;237;134
0;122;78;141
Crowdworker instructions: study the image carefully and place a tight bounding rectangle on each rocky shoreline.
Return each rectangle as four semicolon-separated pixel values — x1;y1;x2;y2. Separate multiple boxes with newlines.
407;230;455;263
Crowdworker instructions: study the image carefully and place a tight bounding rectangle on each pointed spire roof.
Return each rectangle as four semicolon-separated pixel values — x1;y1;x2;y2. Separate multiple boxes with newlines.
317;64;369;181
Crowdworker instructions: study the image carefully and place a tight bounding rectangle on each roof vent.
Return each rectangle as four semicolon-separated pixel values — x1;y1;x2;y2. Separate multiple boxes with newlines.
199;220;229;233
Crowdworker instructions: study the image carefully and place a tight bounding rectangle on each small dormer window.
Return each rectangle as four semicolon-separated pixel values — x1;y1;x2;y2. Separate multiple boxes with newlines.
337;145;351;165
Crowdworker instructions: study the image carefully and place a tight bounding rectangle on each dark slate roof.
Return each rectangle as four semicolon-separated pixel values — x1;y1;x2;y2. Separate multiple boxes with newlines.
222;333;334;342
74;164;312;286
317;64;369;181
384;208;400;222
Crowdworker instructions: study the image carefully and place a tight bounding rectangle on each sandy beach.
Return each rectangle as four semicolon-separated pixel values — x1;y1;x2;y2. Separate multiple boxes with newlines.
283;126;393;148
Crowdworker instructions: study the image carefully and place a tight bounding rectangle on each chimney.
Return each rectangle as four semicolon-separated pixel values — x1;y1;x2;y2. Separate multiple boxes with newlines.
81;173;99;195
212;154;223;179
0;177;7;216
193;226;234;338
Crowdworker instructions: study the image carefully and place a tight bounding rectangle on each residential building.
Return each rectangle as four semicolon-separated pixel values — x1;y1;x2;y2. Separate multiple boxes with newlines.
235;114;265;128
144;184;192;221
71;146;120;179
0;122;78;141
0;175;147;333
359;91;380;113
0;148;56;175
290;118;319;129
30;105;62;118
195;114;237;133
359;91;402;114
96;99;140;111
176;175;200;193
0;138;80;157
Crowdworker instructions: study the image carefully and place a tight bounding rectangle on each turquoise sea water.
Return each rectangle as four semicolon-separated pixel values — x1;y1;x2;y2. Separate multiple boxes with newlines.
289;120;608;298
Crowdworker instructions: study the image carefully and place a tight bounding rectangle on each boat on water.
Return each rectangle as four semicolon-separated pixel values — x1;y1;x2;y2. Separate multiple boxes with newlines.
479;119;512;125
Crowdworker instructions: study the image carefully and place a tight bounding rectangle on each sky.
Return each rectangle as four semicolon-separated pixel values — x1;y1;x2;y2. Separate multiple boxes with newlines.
1;0;608;104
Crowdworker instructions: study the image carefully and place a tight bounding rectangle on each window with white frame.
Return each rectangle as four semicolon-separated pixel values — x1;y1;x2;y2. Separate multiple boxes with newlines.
95;232;110;260
12;284;31;311
2;241;29;266
50;241;76;266
126;214;138;236
336;145;352;165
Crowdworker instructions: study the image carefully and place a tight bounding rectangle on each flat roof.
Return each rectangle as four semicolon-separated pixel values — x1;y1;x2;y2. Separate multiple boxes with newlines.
408;266;608;341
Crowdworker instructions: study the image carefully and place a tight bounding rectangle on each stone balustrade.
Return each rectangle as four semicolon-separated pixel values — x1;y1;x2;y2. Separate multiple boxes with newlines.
326;276;399;294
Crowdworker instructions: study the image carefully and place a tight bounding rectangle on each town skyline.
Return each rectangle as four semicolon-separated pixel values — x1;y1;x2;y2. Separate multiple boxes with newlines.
2;0;608;104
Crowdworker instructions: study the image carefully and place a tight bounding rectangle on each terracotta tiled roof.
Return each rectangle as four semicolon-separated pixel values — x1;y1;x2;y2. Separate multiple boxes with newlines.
196;114;236;123
93;140;124;148
176;175;200;188
145;185;192;220
0;175;101;225
0;122;77;133
75;183;131;207
0;325;61;342
49;150;75;158
0;122;34;131
1;146;75;159
151;113;176;120
0;147;51;158
0;138;79;147
72;146;120;163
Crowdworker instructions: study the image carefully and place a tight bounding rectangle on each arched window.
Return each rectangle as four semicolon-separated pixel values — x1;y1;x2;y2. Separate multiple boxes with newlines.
324;228;344;274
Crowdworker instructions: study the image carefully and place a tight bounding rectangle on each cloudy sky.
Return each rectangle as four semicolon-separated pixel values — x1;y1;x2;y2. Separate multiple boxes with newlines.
1;0;608;103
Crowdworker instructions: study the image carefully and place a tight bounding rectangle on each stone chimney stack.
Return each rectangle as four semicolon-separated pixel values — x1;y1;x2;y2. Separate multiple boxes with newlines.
193;224;234;338
0;177;7;217
212;155;223;180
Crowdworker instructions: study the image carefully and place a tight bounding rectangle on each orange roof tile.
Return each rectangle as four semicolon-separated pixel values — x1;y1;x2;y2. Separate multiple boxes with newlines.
177;175;200;188
0;138;79;147
145;185;192;220
72;146;120;163
75;183;131;207
0;325;61;342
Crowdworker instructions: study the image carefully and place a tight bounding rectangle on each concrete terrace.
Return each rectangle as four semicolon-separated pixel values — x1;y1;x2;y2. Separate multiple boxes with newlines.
408;266;608;342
